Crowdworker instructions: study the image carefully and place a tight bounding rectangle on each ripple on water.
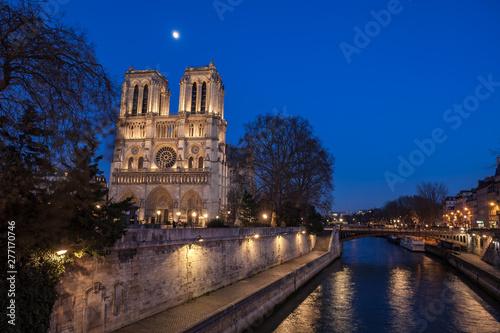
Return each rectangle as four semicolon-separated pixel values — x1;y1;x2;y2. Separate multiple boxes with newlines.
269;237;500;333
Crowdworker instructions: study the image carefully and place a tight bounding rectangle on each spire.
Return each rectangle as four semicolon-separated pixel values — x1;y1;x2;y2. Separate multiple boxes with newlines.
129;64;134;71
209;59;215;68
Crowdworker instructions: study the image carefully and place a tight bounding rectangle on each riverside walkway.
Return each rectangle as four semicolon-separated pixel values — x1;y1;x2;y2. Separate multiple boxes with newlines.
453;252;500;278
116;251;327;333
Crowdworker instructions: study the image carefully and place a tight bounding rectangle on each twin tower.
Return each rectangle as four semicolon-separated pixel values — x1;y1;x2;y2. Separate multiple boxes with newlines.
109;61;229;226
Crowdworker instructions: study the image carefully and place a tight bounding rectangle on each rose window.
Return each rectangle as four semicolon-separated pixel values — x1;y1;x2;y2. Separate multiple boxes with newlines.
155;147;176;168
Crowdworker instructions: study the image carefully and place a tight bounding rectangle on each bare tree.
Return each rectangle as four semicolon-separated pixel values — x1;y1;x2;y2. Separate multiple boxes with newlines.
414;181;448;226
381;195;416;225
241;112;334;225
0;3;124;331
0;0;117;163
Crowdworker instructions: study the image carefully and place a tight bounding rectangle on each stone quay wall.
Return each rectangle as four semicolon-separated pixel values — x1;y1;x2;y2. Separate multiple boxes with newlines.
50;227;316;333
425;243;500;301
447;254;500;301
184;228;342;333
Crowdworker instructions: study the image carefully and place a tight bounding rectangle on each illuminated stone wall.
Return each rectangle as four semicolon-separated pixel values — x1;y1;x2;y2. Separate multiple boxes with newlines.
49;227;316;333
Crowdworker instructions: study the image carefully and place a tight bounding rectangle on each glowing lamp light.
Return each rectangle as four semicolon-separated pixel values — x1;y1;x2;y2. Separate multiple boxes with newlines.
157;210;161;215
254;234;259;238
192;212;197;217
56;250;67;256
204;214;208;218
176;211;181;216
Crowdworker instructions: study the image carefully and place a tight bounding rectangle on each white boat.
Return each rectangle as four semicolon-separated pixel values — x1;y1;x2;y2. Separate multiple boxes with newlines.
400;235;425;252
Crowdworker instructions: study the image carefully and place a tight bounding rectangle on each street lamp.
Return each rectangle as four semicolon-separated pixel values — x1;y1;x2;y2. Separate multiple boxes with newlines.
192;212;196;228
156;210;161;224
176;211;181;228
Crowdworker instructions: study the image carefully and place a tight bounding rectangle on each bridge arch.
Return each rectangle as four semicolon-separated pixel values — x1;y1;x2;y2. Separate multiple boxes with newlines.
338;228;468;247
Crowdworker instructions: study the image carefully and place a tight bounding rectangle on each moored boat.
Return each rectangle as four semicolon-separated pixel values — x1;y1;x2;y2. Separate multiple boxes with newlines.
387;235;400;244
400;235;425;252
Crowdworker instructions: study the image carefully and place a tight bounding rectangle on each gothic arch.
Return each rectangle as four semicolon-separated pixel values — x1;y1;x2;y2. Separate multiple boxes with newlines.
118;189;139;206
145;186;174;223
180;189;203;224
142;84;148;114
201;82;207;113
131;85;139;115
191;82;197;113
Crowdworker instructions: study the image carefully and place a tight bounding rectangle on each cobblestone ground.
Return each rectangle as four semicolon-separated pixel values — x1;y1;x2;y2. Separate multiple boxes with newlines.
116;251;326;333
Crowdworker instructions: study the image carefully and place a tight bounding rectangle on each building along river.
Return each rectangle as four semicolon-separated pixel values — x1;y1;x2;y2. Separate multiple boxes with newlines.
256;237;500;333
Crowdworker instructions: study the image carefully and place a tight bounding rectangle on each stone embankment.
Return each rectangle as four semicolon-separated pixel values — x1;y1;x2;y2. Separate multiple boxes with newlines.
425;244;500;301
50;227;341;333
115;228;341;333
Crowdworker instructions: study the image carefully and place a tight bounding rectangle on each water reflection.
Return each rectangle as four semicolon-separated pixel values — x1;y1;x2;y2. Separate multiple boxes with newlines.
325;267;356;332
273;267;356;333
387;267;414;330
264;238;500;333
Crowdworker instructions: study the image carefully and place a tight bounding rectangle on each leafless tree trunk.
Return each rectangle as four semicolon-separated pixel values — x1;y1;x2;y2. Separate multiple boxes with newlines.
241;112;334;225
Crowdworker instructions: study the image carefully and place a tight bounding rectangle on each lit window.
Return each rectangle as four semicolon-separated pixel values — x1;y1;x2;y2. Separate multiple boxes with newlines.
128;157;134;170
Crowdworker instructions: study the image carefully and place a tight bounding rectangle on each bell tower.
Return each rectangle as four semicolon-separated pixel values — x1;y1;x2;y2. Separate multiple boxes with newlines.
110;61;229;226
178;59;225;118
119;67;170;116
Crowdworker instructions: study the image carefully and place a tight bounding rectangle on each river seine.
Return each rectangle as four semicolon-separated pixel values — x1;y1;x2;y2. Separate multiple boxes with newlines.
256;237;500;333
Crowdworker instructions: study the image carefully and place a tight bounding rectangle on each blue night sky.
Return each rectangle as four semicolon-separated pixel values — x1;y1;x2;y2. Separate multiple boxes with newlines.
58;0;500;212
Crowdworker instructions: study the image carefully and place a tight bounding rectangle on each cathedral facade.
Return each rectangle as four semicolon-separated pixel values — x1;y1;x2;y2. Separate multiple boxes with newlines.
109;61;229;226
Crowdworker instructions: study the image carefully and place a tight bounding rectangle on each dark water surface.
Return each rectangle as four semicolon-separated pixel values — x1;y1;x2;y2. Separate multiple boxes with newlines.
256;237;500;333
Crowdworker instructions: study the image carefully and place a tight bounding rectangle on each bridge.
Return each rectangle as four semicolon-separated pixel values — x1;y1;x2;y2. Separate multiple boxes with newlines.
338;227;468;247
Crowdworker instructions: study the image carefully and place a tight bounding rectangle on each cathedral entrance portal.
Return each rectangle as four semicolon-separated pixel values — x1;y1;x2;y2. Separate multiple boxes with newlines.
145;187;173;224
180;190;203;227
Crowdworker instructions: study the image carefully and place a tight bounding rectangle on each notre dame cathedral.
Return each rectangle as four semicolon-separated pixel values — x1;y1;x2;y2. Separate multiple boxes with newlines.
109;60;229;226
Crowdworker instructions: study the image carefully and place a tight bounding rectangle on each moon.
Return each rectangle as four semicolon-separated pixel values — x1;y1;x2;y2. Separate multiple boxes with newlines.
172;31;180;39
